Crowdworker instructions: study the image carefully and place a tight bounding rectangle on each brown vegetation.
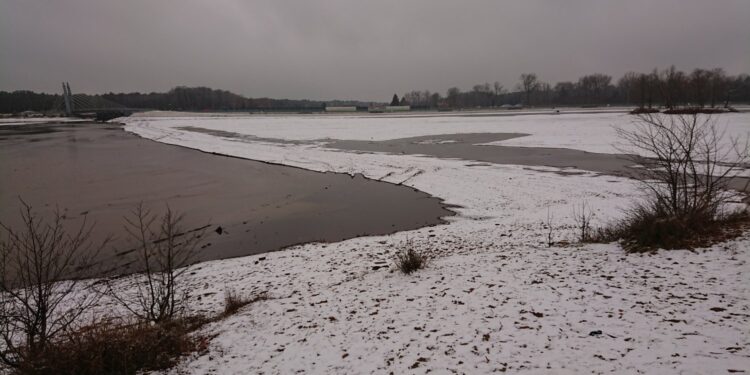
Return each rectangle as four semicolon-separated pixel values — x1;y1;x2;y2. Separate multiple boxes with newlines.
0;201;106;370
594;206;749;252
629;107;660;114
107;204;204;324
596;113;750;252
0;202;263;375
222;288;268;318
11;318;209;375
662;107;728;115
394;242;428;274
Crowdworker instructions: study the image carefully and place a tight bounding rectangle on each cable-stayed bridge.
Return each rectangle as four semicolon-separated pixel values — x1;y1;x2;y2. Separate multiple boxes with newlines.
58;82;137;121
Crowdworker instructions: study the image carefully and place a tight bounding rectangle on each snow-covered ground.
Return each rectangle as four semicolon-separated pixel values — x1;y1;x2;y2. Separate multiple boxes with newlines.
116;112;749;374
125;111;750;155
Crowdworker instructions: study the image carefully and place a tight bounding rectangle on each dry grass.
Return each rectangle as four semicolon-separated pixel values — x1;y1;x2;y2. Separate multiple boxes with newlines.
222;289;268;318
4;287;269;375
394;245;428;274
603;112;750;252
7;290;272;375
10;317;209;375
592;205;749;253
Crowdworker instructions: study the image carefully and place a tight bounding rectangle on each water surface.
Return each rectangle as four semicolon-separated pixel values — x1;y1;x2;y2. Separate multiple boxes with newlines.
0;123;454;274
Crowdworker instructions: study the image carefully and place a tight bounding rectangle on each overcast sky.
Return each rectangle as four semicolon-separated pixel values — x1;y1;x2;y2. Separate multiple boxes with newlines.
1;0;749;101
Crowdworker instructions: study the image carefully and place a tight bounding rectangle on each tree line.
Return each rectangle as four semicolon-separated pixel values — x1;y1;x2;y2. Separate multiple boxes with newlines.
0;86;369;114
2;67;749;114
394;66;750;109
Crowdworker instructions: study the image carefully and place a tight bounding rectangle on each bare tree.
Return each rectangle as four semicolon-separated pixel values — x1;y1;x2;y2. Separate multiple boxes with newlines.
108;204;204;324
493;81;505;106
616;113;749;219
641;69;660;109
708;68;728;108
554;81;576;106
578;74;612;105
658;66;689;109
471;83;492;107
446;87;461;108
0;201;105;369
618;72;640;107
518;73;539;106
572;201;594;242
689;68;710;107
545;207;555;247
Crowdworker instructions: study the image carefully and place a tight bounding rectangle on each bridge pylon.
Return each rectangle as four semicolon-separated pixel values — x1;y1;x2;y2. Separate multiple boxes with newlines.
62;82;73;116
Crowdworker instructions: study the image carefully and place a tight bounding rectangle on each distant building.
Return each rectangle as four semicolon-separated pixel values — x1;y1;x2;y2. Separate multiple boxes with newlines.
19;110;44;118
325;106;357;113
384;105;410;112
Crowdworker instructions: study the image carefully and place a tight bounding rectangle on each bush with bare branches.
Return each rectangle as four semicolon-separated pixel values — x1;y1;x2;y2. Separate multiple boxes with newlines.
394;240;428;274
107;204;204;324
617;113;747;217
605;113;750;251
0;201;105;370
572;201;595;243
10;317;208;375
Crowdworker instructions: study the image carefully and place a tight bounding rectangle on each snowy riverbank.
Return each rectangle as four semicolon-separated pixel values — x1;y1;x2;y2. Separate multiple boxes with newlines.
117;112;749;374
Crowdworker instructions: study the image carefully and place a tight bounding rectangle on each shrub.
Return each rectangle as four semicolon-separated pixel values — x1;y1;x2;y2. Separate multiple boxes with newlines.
394;244;428;274
0;201;106;370
629;107;660;114
617;113;747;219
222;289;268;318
662;107;727;115
11;318;208;375
594;203;748;252
601;113;750;251
572;201;595;243
108;204;205;324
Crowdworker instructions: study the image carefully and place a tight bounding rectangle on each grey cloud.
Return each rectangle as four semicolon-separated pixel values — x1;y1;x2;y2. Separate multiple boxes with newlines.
1;0;748;101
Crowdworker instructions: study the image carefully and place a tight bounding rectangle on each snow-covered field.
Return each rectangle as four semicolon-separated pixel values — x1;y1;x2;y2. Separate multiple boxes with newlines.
117;112;749;374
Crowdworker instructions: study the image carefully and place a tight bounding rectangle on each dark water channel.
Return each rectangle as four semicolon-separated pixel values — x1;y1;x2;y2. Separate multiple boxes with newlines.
0;123;454;275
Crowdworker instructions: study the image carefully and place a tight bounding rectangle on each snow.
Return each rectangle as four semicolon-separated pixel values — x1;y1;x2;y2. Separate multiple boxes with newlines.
114;112;750;373
124;111;750;154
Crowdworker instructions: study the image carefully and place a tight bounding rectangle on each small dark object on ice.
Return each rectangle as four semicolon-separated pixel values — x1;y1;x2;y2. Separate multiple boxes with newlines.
589;330;603;336
215;226;223;235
